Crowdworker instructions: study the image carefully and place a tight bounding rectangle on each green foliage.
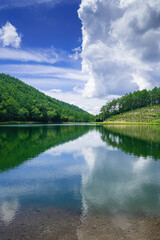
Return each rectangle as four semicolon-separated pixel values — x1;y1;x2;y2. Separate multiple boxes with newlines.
0;74;94;122
102;105;160;123
99;88;160;121
18;108;29;120
0;125;94;172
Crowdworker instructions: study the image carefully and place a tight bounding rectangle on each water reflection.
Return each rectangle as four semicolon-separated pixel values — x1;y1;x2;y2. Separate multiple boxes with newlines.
81;148;160;216
81;126;160;217
0;199;19;225
0;125;160;237
0;126;98;226
0;124;94;172
100;125;160;160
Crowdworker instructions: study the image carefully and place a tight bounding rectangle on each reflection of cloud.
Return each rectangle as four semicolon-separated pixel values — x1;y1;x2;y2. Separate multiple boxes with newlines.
82;147;95;173
133;156;151;172
81;147;160;216
46;130;106;158
0;130;106;217
0;126;160;229
0;199;19;225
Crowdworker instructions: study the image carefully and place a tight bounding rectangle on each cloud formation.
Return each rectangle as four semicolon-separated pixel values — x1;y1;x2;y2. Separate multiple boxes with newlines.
0;22;71;64
0;22;21;48
0;47;59;63
0;64;89;82
78;0;160;98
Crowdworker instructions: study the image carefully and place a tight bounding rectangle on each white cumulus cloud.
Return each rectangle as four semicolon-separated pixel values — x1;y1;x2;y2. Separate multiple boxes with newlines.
78;0;160;98
0;22;21;48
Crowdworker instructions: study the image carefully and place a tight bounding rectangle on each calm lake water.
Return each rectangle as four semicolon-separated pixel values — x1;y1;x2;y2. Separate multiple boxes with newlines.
0;124;160;240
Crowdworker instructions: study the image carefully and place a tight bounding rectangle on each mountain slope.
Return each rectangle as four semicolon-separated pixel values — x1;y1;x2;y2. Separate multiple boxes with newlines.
97;87;160;122
0;73;94;122
103;105;160;124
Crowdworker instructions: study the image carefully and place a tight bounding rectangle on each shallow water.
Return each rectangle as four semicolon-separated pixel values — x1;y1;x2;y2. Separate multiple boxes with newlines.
0;124;160;239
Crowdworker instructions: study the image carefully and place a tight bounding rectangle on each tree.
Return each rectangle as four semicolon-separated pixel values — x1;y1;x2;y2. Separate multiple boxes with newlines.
18;108;29;120
31;107;41;120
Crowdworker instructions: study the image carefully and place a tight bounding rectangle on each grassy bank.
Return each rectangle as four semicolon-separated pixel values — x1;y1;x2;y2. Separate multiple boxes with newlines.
99;105;160;125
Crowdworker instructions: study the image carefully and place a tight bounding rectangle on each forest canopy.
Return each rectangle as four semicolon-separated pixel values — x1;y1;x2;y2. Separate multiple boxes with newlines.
97;88;160;121
0;74;94;122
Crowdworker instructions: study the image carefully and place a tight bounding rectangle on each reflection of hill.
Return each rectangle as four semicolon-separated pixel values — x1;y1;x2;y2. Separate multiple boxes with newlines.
100;125;160;160
0;125;93;172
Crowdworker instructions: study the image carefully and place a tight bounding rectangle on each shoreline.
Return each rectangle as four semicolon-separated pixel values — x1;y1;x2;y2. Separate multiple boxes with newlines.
0;121;96;125
0;206;160;240
0;121;160;126
96;121;160;125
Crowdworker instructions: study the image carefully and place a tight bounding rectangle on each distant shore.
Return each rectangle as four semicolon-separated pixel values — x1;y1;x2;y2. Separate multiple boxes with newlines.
0;121;160;126
97;121;160;125
0;121;96;125
0;121;47;125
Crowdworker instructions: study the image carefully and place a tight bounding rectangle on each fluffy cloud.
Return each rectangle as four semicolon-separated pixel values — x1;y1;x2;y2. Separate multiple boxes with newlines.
0;21;64;63
0;21;73;64
0;22;21;48
78;0;160;98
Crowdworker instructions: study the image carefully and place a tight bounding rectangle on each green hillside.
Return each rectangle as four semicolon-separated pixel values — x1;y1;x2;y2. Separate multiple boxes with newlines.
0;74;94;122
103;105;160;124
97;87;160;124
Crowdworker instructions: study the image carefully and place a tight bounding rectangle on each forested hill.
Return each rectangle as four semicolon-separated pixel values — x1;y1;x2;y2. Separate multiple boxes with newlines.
97;87;160;122
100;105;160;124
0;74;94;122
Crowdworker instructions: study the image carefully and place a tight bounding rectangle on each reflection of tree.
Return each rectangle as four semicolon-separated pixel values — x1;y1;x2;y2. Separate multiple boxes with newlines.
100;125;160;160
0;125;93;172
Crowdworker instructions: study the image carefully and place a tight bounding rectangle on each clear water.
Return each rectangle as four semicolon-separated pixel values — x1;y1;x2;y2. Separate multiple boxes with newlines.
0;124;160;239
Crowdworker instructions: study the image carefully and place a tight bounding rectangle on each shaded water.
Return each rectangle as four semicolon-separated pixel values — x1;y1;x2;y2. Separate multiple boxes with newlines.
0;124;160;240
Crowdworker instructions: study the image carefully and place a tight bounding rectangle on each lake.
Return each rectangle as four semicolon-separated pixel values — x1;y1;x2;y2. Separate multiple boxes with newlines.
0;124;160;240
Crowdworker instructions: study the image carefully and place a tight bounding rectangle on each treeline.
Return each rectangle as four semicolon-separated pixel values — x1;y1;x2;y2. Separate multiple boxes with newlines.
97;87;160;121
0;74;94;122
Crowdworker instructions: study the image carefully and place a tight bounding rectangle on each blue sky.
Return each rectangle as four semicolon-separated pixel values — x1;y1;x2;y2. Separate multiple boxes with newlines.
0;0;160;114
0;0;107;114
0;1;81;51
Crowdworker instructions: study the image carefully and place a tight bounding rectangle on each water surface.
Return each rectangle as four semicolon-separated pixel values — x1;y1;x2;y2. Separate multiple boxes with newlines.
0;124;160;240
